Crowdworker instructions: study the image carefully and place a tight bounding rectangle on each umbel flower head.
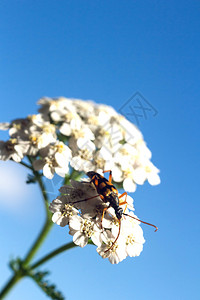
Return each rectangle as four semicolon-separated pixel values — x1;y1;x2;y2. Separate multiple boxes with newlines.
49;176;151;264
0;97;160;192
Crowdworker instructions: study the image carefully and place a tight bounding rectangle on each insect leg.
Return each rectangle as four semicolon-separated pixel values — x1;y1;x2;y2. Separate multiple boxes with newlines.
103;170;112;183
99;206;110;229
118;191;128;205
118;192;129;213
101;206;108;222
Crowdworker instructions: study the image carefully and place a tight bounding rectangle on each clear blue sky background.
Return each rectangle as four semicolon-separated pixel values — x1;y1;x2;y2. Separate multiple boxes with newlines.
0;1;200;299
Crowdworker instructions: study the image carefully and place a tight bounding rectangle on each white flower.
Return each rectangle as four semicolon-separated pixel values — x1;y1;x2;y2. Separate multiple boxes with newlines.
114;143;137;169
6;118;31;139
33;141;71;179
135;139;152;160
123;178;137;192
2;95;159;265
98;210;145;263
91;147;115;175
6;115;47;139
25;122;57;156
95;104;118;120
72;126;95;144
94;123;122;154
70;139;96;172
0;122;10;130
69;215;102;247
118;116;143;145
97;230;127;264
73;98;96;119
51;202;79;228
125;223;145;257
132;160;160;185
59;113;82;136
36;96;160;191
50;100;77;123
59;116;81;135
0;139;29;162
120;166;137;192
37;97;73;118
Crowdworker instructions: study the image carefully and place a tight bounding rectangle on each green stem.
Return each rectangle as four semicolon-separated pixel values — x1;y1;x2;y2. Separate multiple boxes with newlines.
28;167;49;207
0;159;52;299
23;161;52;266
31;240;94;270
31;242;77;270
0;274;22;299
23;218;53;267
19;160;33;170
24;167;83;266
0;161;82;299
26;169;85;270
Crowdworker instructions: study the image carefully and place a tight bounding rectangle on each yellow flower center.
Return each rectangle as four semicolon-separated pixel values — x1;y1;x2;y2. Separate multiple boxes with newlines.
56;143;64;153
73;129;84;139
27;114;37;122
64;112;75;122
145;166;151;173
87;116;99;125
124;168;132;178
30;135;38;143
50;100;61;108
126;234;135;245
13;123;21;130
42;124;55;134
62;204;74;217
79;149;92;160
81;220;94;237
94;157;105;168
9;138;17;144
106;240;118;253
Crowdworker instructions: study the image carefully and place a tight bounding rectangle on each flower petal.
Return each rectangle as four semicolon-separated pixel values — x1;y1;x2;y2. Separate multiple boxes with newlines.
73;231;88;247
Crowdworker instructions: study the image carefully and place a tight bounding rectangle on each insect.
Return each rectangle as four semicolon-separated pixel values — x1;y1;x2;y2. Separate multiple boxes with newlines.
86;170;158;252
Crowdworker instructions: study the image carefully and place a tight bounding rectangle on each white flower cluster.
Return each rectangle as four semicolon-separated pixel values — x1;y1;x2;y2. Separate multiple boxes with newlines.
0;97;160;190
49;179;145;264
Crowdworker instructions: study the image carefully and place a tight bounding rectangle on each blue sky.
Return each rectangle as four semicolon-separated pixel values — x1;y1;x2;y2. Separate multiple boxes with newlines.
0;1;200;299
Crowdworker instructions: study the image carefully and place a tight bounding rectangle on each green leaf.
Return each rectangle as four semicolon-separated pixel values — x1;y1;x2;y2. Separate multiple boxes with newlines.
29;269;65;300
26;174;37;184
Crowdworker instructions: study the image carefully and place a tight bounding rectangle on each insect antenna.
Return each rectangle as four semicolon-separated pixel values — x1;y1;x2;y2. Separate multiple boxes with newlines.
122;213;158;232
68;194;100;205
104;220;121;253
